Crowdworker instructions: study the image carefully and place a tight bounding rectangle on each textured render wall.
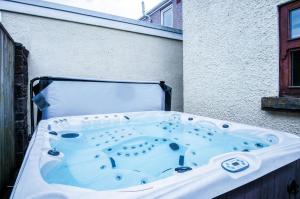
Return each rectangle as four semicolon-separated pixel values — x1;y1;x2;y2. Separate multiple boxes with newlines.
183;0;300;135
1;12;183;111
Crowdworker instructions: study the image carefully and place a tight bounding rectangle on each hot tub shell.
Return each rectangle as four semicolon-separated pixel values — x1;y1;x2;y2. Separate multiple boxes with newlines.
11;111;300;199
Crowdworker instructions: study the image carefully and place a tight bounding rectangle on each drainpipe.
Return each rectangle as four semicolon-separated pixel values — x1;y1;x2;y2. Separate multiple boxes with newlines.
142;1;151;22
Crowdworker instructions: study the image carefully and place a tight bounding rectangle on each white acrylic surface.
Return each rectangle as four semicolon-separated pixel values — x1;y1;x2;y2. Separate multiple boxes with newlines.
11;111;300;199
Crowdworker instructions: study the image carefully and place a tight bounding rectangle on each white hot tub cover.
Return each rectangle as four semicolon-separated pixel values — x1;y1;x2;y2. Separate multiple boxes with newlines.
30;77;171;133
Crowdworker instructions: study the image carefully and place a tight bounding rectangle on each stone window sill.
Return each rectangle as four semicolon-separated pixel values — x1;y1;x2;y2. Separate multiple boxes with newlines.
261;97;300;111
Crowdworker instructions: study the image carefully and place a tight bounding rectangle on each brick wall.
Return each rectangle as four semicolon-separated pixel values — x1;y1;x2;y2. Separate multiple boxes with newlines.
14;43;29;166
141;0;182;29
173;0;182;29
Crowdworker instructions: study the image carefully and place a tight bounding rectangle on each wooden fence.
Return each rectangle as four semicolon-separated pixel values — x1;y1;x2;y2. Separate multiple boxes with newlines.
0;24;15;195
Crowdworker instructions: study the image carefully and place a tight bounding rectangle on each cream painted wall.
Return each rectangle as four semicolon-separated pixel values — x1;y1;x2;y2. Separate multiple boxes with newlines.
183;0;300;135
1;11;183;111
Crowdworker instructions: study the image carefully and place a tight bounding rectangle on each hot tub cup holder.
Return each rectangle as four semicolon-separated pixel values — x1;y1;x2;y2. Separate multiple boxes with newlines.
48;148;60;156
222;124;230;129
175;166;192;173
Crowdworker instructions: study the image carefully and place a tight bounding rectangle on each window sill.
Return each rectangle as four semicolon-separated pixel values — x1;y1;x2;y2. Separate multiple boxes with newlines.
261;97;300;111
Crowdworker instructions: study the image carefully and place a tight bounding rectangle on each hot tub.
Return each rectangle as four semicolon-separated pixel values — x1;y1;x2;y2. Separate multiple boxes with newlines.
11;111;300;199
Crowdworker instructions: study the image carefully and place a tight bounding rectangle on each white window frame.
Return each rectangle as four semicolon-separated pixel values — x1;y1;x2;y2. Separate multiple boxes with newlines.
160;4;173;27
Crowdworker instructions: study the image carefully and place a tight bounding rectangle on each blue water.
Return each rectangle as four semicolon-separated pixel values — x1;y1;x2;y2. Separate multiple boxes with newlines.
42;114;271;191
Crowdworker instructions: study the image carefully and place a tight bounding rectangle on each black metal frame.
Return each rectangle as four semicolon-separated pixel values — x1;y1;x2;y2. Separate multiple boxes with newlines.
30;76;172;135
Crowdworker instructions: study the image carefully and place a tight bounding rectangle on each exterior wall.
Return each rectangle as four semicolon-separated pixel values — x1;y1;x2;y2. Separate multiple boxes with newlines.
1;11;183;112
173;0;182;29
149;11;161;27
142;0;182;29
183;0;300;135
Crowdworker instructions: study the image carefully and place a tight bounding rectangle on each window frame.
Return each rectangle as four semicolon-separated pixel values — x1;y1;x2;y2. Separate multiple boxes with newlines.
160;4;173;28
279;0;300;97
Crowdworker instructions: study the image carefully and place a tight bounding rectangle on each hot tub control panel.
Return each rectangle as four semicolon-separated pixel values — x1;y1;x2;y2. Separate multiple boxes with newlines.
221;158;249;173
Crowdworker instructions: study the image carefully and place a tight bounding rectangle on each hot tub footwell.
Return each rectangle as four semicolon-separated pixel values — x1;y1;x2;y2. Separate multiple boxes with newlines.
215;159;300;199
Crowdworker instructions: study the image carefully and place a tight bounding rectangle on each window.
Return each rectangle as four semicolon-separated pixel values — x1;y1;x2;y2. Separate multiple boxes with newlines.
291;49;300;86
279;1;300;96
161;4;173;27
290;8;300;39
